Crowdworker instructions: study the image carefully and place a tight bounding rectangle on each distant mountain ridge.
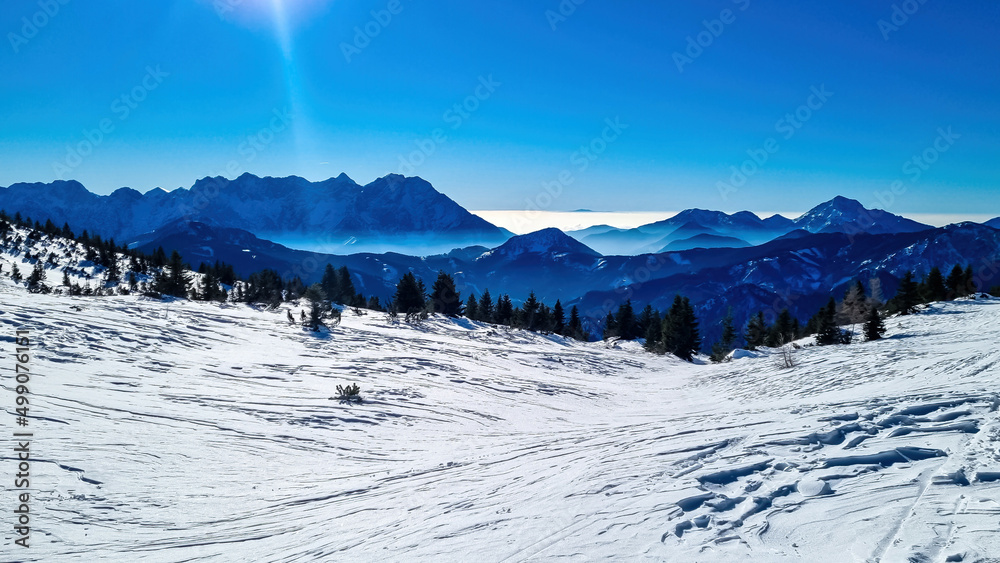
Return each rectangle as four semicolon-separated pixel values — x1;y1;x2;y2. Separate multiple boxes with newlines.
0;176;949;259
0;173;508;251
575;197;932;255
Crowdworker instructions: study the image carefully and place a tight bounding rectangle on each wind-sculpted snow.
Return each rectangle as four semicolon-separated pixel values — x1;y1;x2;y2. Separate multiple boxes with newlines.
1;285;1000;561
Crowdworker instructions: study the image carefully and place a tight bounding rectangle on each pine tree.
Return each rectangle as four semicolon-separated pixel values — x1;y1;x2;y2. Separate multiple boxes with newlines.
552;300;566;335
303;284;326;331
337;266;356;304
603;312;618;340
663;296;700;361
743;311;767;350
924;267;947;302
889;271;920;315
660;298;680;354
478;289;494;323
285;277;306;301
945;265;966;298
393;273;426;314
62;270;71;287
679;297;701;361
765;308;796;347
643;309;662;352
816;297;841;345
218;262;236;286
522;292;541;330
963;265;976;296
170;251;190;297
863;305;886;341
536;304;553;332
710;308;737;362
837;281;868;325
152;246;167;268
614;300;638;340
154;251;190;298
430;271;462;317
464;294;479;320
26;262;46;291
105;256;121;283
512;306;526;329
495;295;514;325
320;264;339;304
567;306;585;341
199;269;223;301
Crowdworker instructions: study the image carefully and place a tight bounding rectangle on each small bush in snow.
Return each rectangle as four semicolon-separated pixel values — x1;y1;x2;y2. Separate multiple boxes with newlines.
336;383;362;403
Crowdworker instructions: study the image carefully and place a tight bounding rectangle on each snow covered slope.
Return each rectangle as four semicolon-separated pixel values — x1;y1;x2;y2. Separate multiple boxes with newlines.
2;286;999;561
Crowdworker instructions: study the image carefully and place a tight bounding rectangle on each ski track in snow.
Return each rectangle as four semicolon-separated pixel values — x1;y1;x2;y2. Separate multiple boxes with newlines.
1;284;1000;562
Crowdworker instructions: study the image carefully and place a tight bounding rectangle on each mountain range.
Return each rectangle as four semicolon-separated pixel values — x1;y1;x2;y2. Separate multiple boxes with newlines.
3;173;998;347
573;196;933;255
0;173;509;254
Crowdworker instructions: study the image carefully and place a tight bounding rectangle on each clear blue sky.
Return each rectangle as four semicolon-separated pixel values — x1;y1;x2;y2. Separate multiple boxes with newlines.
1;0;997;216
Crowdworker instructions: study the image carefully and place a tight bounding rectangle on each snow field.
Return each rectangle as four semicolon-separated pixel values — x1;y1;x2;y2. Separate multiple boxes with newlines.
1;283;999;562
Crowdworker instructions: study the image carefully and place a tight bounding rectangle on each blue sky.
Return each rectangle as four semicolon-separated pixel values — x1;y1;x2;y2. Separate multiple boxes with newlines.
1;0;997;217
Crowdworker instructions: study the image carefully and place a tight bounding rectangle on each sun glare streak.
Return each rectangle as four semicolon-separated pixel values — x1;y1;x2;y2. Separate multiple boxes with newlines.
269;0;293;61
268;0;308;173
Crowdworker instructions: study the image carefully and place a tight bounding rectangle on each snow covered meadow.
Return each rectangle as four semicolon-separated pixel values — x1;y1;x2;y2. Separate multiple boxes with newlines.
2;284;1000;562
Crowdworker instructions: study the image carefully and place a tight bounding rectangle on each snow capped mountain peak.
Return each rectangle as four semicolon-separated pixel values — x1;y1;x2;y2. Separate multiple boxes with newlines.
797;195;865;219
829;194;865;209
487;227;600;259
794;196;931;235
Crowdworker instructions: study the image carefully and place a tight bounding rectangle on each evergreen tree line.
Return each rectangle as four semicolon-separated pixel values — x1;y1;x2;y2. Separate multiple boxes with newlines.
885;265;985;316
583;297;702;362
637;296;703;362
6;209;999;348
389;271;590;341
706;264;996;363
